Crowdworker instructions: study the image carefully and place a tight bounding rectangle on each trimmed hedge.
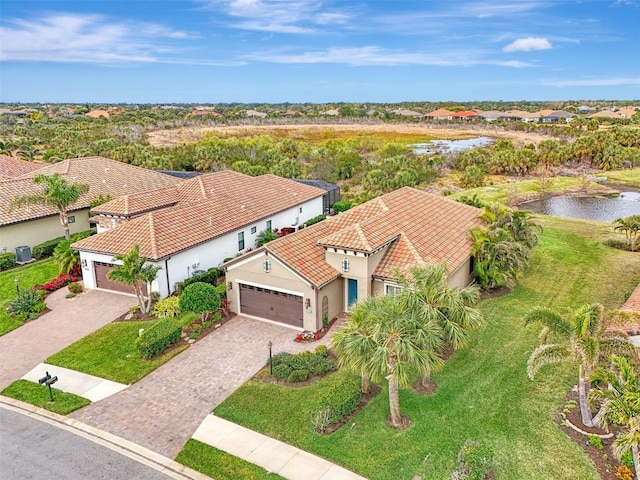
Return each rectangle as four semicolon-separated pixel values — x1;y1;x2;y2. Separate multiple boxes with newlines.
135;318;183;359
319;374;361;424
304;214;326;227
0;252;17;271
32;228;96;260
175;268;221;294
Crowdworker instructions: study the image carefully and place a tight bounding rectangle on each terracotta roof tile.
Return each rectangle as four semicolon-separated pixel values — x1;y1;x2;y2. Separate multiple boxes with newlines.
619;283;640;334
266;187;483;286
1;157;182;226
0;155;43;178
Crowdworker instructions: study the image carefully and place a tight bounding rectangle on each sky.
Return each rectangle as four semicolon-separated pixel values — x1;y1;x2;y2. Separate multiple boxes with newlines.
0;0;639;103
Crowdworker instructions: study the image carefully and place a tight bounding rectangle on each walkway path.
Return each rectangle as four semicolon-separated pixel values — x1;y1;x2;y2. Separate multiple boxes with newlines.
0;289;134;390
194;415;367;480
71;315;334;459
22;363;128;402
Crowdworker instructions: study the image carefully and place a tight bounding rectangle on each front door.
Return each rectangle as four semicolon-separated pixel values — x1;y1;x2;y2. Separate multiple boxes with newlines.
347;278;358;308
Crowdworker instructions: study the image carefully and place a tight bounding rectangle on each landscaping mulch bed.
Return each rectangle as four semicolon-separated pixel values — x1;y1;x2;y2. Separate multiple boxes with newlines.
252;352;339;388
480;287;511;300
555;389;626;480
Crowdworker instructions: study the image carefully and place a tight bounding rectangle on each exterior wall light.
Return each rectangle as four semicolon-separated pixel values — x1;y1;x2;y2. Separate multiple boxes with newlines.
227;281;233;290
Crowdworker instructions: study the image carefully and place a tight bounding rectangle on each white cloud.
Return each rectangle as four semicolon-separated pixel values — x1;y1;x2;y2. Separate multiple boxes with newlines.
503;37;552;52
542;77;640;87
0;13;206;64
247;46;532;67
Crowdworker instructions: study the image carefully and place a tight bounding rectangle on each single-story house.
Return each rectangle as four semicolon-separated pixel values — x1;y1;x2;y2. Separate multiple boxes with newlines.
539;110;574;123
223;187;483;332
72;170;326;297
424;109;454;120
1;156;182;254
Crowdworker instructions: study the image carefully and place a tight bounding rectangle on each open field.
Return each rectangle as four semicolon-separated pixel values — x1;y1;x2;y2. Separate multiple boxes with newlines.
147;123;556;147
214;216;640;480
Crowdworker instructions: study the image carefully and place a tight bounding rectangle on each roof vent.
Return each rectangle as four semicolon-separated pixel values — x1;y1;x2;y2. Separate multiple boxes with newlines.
240;205;245;209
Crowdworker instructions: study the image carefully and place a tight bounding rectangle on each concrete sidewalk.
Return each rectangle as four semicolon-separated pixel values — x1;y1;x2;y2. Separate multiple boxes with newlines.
22;363;128;402
193;414;368;480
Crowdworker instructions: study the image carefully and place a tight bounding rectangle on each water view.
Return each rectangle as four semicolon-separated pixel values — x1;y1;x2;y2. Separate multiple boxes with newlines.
412;136;494;155
520;191;640;222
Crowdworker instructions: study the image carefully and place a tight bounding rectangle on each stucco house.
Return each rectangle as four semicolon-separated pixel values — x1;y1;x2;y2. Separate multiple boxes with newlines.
72;170;325;297
223;187;483;332
0;156;182;255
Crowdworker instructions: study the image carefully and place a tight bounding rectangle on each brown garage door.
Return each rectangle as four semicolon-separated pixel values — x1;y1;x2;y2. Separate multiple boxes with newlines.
239;283;303;328
94;262;146;295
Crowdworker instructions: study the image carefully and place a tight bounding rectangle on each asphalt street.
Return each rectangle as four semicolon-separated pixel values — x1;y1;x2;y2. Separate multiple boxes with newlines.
0;408;173;480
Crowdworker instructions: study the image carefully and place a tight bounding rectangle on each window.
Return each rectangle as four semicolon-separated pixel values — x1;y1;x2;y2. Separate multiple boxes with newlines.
266;220;272;231
68;215;75;224
238;232;245;251
342;258;349;272
251;226;257;234
299;207;303;213
263;259;271;273
385;284;402;296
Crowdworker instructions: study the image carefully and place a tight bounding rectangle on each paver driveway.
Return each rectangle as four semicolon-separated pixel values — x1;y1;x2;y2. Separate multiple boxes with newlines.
71;315;334;459
0;289;134;390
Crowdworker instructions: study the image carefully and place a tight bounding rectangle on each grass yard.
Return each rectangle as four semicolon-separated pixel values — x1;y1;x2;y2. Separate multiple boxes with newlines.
176;440;286;480
605;167;640;187
2;379;90;415
0;258;58;336
46;313;197;384
213;216;640;480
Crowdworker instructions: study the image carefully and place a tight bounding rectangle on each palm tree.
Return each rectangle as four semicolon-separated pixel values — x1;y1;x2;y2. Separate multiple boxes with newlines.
11;173;89;240
614;215;640;252
395;264;483;387
470;226;529;289
525;304;638;427
589;356;640;479
332;294;443;428
53;240;79;274
107;245;161;314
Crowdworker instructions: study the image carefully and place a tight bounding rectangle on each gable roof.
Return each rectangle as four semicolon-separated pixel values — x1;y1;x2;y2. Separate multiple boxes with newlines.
425;108;454;118
72;171;326;259
617;283;640;335
0;155;43;180
260;188;483;287
1;157;183;226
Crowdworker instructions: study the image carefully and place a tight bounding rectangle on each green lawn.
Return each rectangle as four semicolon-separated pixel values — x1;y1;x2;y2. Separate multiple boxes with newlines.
46;313;197;384
213;216;640;480
1;379;90;415
605;167;640;187
176;440;286;480
0;258;59;336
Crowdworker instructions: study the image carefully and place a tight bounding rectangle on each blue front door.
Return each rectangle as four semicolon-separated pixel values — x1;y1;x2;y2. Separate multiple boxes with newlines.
347;278;358;307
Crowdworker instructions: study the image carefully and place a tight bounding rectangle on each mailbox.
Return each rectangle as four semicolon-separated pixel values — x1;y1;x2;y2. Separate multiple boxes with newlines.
38;371;58;401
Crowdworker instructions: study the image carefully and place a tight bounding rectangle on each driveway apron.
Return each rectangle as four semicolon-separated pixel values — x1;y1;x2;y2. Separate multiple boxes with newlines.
71;315;333;459
0;289;134;390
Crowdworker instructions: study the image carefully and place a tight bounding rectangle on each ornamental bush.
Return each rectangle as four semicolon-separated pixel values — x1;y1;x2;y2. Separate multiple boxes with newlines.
271;363;293;379
319;374;361;424
304;214;326;227
333;200;352;213
42;273;78;292
315;344;328;357
288;369;309;383
7;289;46;321
0;252;16;271
175;267;221;294
152;296;182;318
179;282;221;315
33;237;65;260
135;318;183;359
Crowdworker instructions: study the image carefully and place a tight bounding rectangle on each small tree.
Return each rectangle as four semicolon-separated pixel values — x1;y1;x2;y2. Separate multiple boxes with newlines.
107;245;161;314
614;215;640;252
179;282;221;321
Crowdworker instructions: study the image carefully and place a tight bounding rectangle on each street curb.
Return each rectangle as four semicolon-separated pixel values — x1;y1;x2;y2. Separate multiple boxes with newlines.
0;396;212;480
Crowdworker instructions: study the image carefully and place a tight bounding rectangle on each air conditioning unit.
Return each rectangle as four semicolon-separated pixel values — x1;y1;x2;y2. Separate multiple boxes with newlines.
15;246;32;264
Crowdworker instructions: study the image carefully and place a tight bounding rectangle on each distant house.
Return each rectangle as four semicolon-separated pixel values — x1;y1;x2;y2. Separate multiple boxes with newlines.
477;111;504;122
73;171;325;297
589;110;622;119
284;110;305;117
321;109;340;116
424;108;454;120
450;111;478;120
504;110;540;123
86;110;110;119
224;187;483;332
245;110;268;118
539;110;574;123
1;157;182;254
618;108;638;118
393;109;424;117
0;108;28;118
191;110;221;117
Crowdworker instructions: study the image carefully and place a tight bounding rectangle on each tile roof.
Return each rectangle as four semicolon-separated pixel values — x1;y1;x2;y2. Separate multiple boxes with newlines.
619;283;640;334
425;108;454;117
0;155;43;179
1;157;183;226
264;187;483;287
73;171;326;259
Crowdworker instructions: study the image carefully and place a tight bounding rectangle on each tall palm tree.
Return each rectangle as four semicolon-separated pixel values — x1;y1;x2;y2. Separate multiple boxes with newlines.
332;294;443;428
11;173;89;240
589;356;640;480
525;304;638;427
395;264;483;387
107;245;161;314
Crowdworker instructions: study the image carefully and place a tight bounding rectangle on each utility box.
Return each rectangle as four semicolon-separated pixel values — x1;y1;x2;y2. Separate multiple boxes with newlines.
15;245;32;263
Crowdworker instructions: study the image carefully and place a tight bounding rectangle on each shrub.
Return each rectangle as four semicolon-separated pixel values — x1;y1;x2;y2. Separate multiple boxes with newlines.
320;374;361;424
7;289;46;320
152;296;181;318
70;229;96;242
0;252;17;271
621;451;634;469
615;465;634;480
270;352;293;367
460;165;485;188
33;237;65;260
271;363;292;379
315;344;328;357
453;440;494;480
312;406;332;433
175;268;221;294
588;435;604;450
311;359;335;376
333;200;352;213
67;282;84;294
255;229;279;247
288;369;309;383
135;318;183;359
42;273;78;292
304;214;326;227
179;282;221;315
215;283;227;299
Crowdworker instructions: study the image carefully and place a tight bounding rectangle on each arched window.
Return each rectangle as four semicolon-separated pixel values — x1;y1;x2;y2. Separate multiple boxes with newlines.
322;296;329;324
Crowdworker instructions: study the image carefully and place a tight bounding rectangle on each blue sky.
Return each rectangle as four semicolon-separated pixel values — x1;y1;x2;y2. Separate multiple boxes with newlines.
1;0;639;103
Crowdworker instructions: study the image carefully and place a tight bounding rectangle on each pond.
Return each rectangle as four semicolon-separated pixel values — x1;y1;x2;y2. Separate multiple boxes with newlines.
412;136;494;155
520;191;640;222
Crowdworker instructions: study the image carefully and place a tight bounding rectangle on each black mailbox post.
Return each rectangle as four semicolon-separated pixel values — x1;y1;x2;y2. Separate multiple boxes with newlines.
38;371;58;401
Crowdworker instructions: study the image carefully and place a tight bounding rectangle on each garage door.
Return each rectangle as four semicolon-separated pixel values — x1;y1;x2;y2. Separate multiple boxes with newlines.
94;262;146;295
239;283;303;328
